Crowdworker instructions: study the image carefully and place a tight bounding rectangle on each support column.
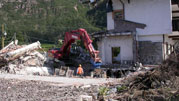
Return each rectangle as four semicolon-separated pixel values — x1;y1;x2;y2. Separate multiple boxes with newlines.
132;31;137;64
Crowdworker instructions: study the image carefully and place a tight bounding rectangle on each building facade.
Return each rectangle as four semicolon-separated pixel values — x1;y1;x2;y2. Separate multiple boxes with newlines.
93;0;178;65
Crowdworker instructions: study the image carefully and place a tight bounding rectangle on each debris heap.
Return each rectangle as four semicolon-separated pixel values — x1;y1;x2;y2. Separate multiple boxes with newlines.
105;52;179;101
0;41;53;75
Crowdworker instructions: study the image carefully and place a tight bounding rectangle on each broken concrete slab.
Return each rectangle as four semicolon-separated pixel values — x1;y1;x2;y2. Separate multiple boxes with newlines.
4;41;41;61
0;41;54;76
79;95;92;101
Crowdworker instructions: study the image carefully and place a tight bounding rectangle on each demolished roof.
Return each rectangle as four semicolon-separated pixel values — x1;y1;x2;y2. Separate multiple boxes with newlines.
92;19;146;38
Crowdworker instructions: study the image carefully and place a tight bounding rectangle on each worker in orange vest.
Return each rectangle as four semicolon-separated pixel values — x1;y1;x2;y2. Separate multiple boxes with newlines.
77;64;84;77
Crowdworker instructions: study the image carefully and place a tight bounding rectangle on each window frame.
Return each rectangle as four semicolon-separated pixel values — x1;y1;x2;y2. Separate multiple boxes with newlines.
112;10;124;20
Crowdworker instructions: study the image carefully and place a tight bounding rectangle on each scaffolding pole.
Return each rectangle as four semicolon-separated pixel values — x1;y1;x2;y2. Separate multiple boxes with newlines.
1;24;5;48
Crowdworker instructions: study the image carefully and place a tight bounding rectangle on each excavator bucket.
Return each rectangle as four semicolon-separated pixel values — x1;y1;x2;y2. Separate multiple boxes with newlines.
91;59;102;68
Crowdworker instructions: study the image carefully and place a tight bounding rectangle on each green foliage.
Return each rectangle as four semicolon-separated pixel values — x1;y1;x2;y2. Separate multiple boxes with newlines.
0;0;106;46
112;47;121;57
87;0;107;30
117;85;127;93
99;87;109;96
41;43;55;51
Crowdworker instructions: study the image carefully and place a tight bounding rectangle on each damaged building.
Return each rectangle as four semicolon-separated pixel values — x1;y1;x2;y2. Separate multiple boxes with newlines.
93;0;179;65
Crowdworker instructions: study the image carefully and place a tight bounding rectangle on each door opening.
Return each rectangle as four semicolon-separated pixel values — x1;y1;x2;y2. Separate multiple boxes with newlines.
112;47;121;64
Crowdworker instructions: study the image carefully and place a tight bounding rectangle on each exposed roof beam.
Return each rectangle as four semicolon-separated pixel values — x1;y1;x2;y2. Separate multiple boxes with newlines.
168;35;179;38
173;11;179;13
172;38;179;40
172;17;179;20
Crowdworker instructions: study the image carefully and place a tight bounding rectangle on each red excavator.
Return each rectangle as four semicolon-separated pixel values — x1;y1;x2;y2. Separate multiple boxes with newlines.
48;28;102;68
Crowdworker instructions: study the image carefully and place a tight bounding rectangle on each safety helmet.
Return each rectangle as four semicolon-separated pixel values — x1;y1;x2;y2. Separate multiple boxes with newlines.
79;64;81;67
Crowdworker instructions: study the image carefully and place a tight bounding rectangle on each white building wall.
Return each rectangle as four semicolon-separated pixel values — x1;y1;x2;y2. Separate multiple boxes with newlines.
107;0;172;35
104;0;173;64
107;12;114;30
138;35;163;42
98;36;133;64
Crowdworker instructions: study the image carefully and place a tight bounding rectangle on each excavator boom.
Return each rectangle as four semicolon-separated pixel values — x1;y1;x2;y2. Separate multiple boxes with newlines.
49;28;102;67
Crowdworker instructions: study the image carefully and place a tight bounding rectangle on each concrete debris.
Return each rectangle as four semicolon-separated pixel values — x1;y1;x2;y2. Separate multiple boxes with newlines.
5;41;41;61
54;66;74;77
0;78;103;100
79;95;92;101
100;52;179;101
0;40;19;54
0;41;53;75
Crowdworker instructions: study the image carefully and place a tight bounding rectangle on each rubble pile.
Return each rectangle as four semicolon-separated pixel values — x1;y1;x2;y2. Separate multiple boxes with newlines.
0;41;53;75
0;78;100;100
126;53;179;90
105;52;179;101
70;46;91;65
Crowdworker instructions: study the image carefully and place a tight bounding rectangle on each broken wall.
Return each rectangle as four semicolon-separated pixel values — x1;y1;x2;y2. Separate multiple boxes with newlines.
138;41;163;65
138;34;177;65
163;34;178;59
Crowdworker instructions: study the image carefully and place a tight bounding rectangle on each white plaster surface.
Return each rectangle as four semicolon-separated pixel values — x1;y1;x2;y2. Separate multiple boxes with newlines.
104;0;173;64
98;36;133;64
107;0;172;35
138;35;163;42
107;12;114;30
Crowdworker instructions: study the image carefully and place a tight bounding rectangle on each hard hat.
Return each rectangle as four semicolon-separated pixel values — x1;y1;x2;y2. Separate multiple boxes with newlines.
79;64;81;67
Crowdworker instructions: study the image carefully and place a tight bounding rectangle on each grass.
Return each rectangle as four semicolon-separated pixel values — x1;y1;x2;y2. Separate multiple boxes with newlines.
99;87;109;96
41;43;56;51
117;85;127;93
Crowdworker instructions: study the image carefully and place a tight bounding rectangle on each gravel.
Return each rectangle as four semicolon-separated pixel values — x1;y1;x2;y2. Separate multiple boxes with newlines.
0;78;100;101
0;74;117;101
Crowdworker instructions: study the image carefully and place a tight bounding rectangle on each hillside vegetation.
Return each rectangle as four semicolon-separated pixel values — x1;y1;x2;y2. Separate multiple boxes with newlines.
0;0;106;46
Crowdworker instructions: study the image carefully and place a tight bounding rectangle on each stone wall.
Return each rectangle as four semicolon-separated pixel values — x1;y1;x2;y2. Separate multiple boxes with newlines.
138;41;163;65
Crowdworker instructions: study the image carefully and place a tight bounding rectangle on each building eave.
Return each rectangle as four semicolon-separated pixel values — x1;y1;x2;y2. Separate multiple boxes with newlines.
92;31;132;38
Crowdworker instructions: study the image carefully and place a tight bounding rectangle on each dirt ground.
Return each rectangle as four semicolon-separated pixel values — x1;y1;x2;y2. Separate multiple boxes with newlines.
0;73;117;101
0;73;116;86
0;78;80;100
1;52;178;101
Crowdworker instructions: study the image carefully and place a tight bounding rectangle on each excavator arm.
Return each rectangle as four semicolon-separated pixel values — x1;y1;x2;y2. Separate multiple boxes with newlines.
49;28;102;67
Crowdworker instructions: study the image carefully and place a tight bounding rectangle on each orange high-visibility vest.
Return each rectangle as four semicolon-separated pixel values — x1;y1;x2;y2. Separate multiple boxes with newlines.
77;67;83;74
